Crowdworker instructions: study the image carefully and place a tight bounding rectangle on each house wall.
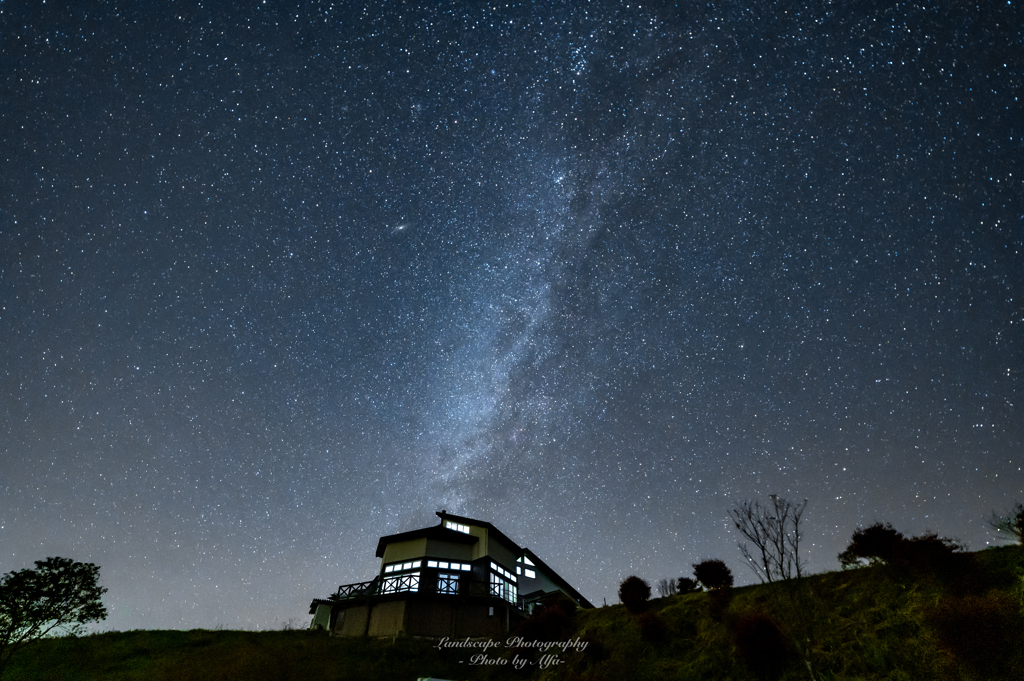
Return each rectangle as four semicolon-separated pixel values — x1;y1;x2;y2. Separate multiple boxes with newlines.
458;524;487;560
310;603;332;630
485;536;519;570
329;597;518;639
332;604;371;637
519;570;560;599
424;538;474;561
405;599;512;639
381;537;429;563
367;600;406;637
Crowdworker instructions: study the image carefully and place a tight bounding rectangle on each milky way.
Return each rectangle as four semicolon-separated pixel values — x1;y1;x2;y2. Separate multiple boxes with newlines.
1;1;1021;630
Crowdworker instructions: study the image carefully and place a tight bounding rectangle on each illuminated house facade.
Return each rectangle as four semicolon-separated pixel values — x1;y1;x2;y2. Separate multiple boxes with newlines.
309;510;593;638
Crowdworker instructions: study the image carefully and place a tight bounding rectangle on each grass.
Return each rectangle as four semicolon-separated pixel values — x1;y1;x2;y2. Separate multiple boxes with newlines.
3;629;478;681
4;545;1022;681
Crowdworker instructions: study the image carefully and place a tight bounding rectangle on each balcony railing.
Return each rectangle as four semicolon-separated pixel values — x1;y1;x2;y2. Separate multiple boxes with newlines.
332;575;524;610
334;579;379;599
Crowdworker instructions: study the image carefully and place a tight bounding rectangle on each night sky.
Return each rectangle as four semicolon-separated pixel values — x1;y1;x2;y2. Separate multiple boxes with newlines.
2;1;1021;631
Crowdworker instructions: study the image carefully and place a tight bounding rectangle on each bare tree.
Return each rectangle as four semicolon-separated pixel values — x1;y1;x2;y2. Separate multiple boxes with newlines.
655;578;677;598
987;502;1024;545
729;495;808;583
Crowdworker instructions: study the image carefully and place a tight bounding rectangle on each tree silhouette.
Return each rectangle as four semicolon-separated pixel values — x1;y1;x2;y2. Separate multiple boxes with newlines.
692;559;733;591
838;522;905;569
0;557;107;677
730;496;808;583
617;576;651;613
987;502;1024;545
676;576;701;594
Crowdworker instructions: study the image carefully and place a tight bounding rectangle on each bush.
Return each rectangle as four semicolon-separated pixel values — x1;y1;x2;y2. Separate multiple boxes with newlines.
676;577;702;594
618;576;651;614
732;610;791;681
636;611;668;644
840;523;966;583
707;587;734;622
839;522;905;568
516;596;576;643
693;559;733;591
926;591;1024;679
895;532;965;580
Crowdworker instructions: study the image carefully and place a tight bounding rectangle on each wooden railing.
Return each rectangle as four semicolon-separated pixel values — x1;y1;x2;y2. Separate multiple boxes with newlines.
334;579;378;599
332;574;525;610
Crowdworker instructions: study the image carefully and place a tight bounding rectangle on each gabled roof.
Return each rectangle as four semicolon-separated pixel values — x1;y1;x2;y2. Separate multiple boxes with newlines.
436;511;594;609
520;547;594;609
435;510;523;553
374;522;478;558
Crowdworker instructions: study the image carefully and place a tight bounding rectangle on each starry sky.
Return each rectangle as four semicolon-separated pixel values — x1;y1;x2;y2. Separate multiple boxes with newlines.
1;0;1021;631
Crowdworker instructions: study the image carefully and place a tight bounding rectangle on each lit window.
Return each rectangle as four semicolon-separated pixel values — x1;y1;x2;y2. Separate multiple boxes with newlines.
490;572;518;604
523;556;534;566
439;561;449;569
445;521;470;534
516;566;521;575
437;572;459;595
524;569;536;579
427;560;438;568
461;564;471;571
385;565;395;573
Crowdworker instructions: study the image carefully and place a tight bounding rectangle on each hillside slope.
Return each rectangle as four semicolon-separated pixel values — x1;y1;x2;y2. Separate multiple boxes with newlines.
4;545;1022;681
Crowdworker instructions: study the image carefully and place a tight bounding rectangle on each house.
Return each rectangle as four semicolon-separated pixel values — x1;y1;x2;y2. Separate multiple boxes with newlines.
309;510;593;638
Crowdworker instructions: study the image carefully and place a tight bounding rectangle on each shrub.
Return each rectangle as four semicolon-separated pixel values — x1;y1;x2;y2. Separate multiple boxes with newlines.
732;610;792;681
707;587;734;622
926;591;1024;679
636;611;668;643
618;576;651;614
840;523;966;583
516;596;576;643
693;559;734;591
895;532;965;580
656;578;677;597
676;577;702;594
839;522;905;568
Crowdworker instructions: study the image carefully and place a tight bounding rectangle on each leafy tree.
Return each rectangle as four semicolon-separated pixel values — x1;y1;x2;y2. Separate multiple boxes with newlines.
675;576;702;594
692;559;733;591
987;502;1024;545
730;496;808;583
839;522;905;569
0;557;107;677
839;522;965;579
617;576;651;614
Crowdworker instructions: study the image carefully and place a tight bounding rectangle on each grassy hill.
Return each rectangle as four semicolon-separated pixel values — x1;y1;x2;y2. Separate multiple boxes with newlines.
4;545;1022;681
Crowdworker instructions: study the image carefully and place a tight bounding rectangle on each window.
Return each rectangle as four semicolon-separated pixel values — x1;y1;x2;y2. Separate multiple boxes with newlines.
490;562;515;581
490;572;518;604
437;572;459;595
383;560;421;574
427;560;471;571
445;521;470;534
524;568;536;579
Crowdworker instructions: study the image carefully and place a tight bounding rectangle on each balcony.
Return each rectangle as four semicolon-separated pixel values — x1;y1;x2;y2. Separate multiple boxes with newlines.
331;575;524;611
